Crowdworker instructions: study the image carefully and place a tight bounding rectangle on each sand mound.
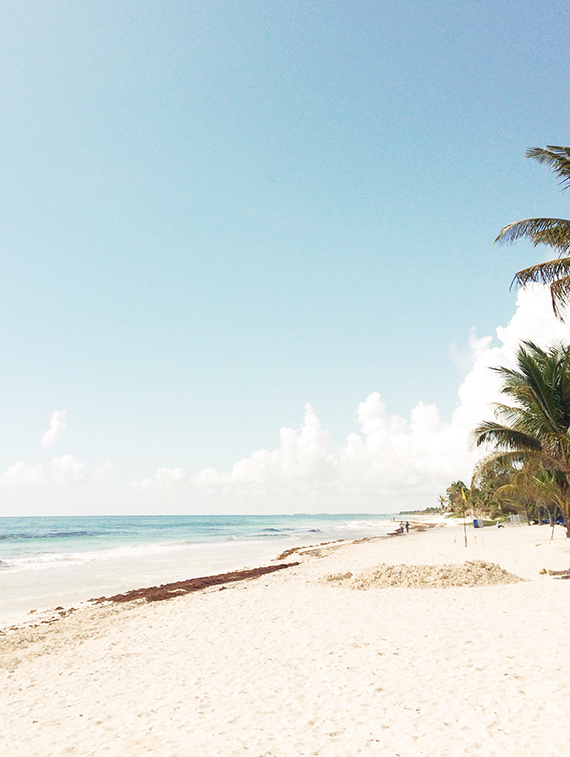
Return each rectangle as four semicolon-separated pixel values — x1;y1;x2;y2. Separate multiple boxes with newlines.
325;560;524;589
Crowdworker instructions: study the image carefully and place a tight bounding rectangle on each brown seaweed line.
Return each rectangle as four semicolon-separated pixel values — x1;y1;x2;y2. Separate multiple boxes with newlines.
90;562;300;604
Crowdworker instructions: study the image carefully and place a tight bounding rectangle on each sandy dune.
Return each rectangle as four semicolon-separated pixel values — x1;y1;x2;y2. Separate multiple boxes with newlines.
2;520;570;756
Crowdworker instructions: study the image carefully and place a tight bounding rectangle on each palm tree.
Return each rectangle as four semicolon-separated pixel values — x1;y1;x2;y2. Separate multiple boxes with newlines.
470;460;518;520
472;340;570;536
495;466;566;538
492;463;562;537
495;145;570;317
445;480;470;513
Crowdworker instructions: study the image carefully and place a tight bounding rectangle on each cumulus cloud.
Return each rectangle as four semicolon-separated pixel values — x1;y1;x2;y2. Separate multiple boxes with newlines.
133;285;567;512
0;462;44;486
41;410;67;448
0;456;110;491
135;467;190;488
51;454;87;487
93;461;114;480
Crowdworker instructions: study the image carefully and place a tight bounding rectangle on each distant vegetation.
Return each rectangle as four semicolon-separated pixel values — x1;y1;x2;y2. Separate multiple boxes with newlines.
442;146;570;536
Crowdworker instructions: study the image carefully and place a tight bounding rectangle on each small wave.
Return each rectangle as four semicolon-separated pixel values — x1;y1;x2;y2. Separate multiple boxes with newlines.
337;520;389;530
0;530;95;541
0;538;203;572
261;528;295;533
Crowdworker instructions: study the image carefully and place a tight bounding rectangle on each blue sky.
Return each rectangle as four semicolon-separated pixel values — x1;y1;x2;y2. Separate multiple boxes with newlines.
1;1;570;514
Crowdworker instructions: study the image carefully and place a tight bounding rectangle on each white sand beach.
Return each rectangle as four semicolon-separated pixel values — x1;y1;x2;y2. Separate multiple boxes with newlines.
2;520;570;756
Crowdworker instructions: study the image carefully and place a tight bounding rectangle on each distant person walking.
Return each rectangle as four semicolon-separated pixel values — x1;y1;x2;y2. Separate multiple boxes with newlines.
405;521;409;533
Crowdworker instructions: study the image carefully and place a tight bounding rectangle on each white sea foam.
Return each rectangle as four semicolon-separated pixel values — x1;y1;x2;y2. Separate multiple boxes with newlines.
337;519;396;531
1;535;283;574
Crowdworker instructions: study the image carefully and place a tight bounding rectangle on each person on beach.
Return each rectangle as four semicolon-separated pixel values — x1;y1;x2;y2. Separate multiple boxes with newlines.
405;521;409;533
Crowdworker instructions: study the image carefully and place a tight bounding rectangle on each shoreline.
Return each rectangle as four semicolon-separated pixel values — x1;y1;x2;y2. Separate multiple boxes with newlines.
0;513;401;624
0;520;434;635
3;520;570;755
0;533;389;635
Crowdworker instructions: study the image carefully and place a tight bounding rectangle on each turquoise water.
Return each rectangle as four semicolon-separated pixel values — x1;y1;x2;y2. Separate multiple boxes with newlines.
0;513;396;621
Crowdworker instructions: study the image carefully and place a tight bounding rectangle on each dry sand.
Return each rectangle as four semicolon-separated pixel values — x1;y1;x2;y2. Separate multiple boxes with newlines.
2;519;570;756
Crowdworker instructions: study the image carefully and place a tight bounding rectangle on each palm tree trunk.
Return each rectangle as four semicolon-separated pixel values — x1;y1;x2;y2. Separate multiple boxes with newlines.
563;501;570;538
523;501;531;526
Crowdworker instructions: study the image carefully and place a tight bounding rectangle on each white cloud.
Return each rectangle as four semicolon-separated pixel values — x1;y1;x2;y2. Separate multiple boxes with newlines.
93;461;113;480
0;456;111;494
51;454;87;487
134;285;567;512
134;466;190;488
41;409;67;448
0;462;44;486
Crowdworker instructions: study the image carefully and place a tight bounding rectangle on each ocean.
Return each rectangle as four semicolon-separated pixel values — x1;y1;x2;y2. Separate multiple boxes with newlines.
0;513;397;621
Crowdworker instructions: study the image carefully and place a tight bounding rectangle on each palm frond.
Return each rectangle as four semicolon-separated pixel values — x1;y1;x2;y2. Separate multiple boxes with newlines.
495;219;570;251
494;482;527;501
511;257;570;287
470;421;542;451
511;342;569;431
549;277;570;320
474;448;570;483
526;146;570;190
488;343;570;436
474;343;570;459
513;253;570;319
472;450;534;480
493;146;570;321
529;475;567;508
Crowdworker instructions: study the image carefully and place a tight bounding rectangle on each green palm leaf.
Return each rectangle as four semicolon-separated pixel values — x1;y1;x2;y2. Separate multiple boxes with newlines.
472;342;570;535
494;145;570;318
512;259;570;287
548;277;570;318
526;146;570;190
495;219;570;251
471;421;542;452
